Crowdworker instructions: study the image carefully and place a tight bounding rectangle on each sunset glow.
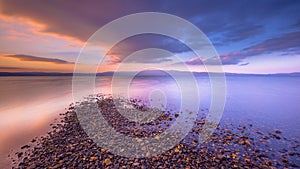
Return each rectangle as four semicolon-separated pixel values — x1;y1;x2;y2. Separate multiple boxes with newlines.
0;0;299;74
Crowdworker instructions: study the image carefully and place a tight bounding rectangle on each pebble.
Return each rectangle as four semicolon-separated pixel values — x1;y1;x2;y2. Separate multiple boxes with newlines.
20;145;30;149
10;95;300;168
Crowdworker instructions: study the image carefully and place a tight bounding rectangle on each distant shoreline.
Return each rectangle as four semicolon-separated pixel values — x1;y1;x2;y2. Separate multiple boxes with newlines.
0;71;300;77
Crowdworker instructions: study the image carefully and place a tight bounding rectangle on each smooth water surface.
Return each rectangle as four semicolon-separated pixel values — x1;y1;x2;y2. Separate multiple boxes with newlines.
0;75;299;167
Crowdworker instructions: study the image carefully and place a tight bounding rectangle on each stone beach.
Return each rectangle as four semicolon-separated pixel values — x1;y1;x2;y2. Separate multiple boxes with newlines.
11;95;300;168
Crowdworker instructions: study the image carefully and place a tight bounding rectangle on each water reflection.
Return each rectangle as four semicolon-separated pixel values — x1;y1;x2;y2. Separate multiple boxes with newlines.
0;75;299;167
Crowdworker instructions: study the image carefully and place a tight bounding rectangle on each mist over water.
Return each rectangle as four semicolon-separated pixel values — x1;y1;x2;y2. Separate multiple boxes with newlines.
0;75;299;167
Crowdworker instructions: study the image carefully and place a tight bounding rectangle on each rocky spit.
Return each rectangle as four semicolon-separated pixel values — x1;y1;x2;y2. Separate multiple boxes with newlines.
11;95;300;168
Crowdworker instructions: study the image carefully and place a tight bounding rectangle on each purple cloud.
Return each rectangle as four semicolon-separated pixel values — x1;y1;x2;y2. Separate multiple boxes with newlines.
1;0;300;67
220;31;300;64
184;31;300;65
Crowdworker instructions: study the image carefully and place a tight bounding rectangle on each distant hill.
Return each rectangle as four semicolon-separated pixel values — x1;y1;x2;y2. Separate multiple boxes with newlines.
0;71;299;77
0;72;74;76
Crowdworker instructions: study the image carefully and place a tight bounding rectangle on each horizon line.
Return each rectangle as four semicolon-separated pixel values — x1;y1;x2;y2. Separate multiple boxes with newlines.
0;71;300;76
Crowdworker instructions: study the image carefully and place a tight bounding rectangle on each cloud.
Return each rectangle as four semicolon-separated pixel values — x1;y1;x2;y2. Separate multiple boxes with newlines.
245;31;300;53
105;34;190;64
0;0;159;42
0;66;32;70
183;31;300;65
219;31;300;64
291;19;300;29
238;62;249;66
1;0;299;44
1;0;300;68
2;54;73;64
185;57;203;65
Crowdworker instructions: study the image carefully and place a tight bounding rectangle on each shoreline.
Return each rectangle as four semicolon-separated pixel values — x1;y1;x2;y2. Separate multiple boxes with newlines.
11;96;300;168
5;110;66;169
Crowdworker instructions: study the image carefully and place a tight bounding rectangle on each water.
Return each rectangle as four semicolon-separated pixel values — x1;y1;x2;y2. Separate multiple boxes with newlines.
0;75;299;167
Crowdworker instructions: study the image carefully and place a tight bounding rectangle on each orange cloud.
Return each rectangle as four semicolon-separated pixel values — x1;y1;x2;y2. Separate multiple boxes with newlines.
0;54;74;72
3;54;74;64
0;14;83;44
0;54;119;73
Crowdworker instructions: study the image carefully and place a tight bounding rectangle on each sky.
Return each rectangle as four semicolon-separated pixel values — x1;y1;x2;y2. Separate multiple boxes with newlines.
0;0;299;74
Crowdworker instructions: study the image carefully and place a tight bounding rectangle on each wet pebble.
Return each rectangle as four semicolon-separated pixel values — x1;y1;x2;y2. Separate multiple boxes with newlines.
10;95;300;169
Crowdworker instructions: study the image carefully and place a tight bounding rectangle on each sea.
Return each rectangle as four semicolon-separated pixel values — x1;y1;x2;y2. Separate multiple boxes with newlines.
0;74;299;167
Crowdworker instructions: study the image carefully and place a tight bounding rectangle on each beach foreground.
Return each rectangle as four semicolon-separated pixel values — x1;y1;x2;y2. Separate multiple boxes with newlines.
11;96;299;168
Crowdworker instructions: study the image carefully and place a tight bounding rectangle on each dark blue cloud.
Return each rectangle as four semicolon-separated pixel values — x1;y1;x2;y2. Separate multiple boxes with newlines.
182;30;300;65
216;31;300;65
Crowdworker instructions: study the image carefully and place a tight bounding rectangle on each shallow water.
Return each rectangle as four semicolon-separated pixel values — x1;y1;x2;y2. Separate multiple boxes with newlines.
0;75;299;167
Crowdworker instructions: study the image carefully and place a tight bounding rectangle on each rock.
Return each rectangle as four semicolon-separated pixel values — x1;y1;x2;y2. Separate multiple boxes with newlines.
231;153;237;159
133;162;140;166
21;145;30;149
274;129;282;134
52;163;63;169
28;163;37;168
271;134;281;140
244;157;250;163
217;154;223;160
257;154;268;158
9;95;299;168
256;131;263;135
282;158;288;163
238;140;245;145
17;152;23;158
103;158;112;166
287;151;295;156
89;156;98;162
233;164;239;168
244;140;250;145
